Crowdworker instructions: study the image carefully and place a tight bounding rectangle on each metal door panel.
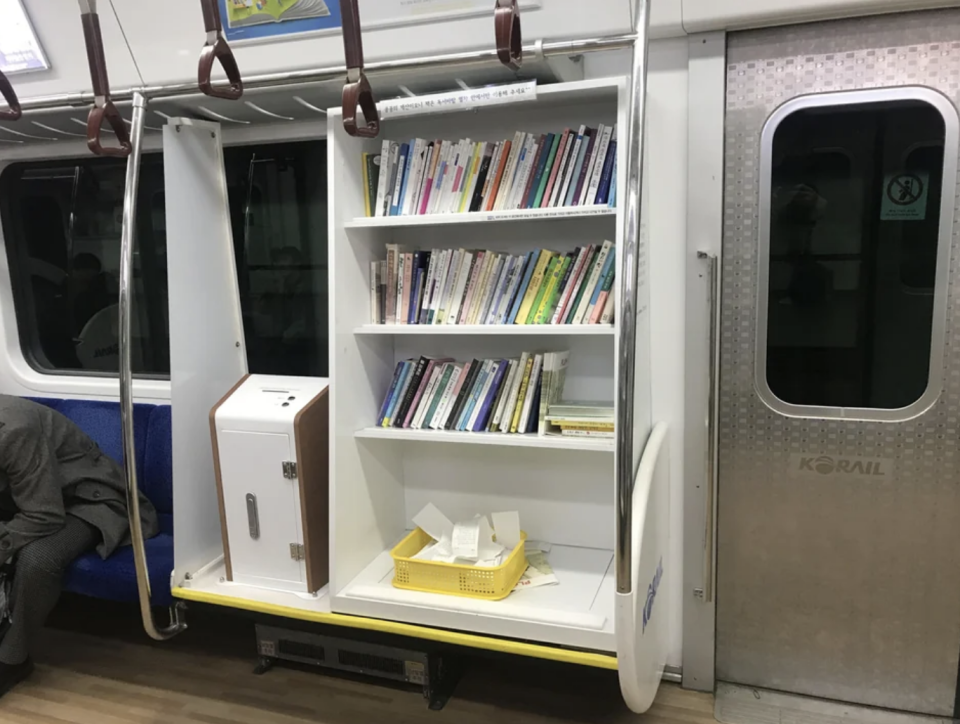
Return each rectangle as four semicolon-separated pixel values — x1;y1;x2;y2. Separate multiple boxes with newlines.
717;9;960;715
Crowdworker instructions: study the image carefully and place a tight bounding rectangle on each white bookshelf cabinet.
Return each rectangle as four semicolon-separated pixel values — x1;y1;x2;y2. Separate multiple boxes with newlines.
328;78;630;653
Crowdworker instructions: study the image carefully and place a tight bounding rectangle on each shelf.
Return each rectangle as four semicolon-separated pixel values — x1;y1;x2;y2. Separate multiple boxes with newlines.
345;206;617;229
355;427;615;452
354;324;615;336
335;541;616;652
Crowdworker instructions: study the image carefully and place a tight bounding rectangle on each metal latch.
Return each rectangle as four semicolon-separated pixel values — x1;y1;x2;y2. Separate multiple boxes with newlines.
289;543;305;561
282;461;298;479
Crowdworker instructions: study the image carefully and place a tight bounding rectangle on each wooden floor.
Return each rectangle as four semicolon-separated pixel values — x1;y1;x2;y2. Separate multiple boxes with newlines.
0;596;715;724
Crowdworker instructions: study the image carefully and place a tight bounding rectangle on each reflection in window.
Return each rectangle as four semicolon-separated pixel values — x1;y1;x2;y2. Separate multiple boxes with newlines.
0;140;328;378
763;98;947;410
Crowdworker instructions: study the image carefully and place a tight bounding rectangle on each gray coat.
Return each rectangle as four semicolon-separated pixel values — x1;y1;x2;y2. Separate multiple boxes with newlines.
0;395;158;564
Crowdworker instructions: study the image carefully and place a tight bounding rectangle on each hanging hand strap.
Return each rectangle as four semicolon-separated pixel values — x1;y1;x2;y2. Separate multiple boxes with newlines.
495;0;522;71
198;0;243;100
339;0;379;138
0;70;21;121
79;0;131;157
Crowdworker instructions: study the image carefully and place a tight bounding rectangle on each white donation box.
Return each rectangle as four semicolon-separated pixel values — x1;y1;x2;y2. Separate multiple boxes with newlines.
211;375;330;594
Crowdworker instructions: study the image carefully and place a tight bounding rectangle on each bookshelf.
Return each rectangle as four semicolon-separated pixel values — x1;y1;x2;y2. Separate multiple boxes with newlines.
329;77;626;652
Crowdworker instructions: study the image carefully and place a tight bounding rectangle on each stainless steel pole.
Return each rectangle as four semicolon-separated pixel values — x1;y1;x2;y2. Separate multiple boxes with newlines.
118;91;187;641
615;0;651;595
13;33;637;115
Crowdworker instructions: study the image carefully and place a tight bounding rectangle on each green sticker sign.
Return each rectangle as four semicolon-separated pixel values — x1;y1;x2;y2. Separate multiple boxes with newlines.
881;171;929;221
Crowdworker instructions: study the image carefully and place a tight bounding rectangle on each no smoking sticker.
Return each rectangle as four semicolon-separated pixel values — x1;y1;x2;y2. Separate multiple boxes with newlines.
881;171;929;221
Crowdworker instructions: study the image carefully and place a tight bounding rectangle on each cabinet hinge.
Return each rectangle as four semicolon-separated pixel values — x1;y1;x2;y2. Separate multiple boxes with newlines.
282;461;298;479
289;543;305;562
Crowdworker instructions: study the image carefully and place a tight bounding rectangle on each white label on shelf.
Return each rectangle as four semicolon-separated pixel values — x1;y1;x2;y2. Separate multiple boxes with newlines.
481;205;615;222
378;81;537;119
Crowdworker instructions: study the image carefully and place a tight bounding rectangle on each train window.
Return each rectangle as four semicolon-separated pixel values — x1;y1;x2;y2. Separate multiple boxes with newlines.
757;88;958;419
0;140;328;379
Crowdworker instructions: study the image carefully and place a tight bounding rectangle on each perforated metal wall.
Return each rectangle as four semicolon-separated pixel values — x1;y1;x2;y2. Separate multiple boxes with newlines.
717;9;960;715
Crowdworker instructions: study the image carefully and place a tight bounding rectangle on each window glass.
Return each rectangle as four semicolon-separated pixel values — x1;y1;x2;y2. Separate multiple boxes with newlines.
764;98;947;410
0;140;328;378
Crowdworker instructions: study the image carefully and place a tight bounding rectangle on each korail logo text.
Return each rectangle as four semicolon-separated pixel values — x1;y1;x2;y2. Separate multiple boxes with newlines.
788;453;894;481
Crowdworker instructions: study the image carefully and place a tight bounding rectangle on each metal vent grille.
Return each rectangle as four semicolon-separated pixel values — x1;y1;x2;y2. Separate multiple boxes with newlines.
278;638;325;662
337;650;405;677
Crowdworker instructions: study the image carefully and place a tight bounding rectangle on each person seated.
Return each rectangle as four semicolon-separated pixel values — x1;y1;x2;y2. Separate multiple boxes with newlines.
0;396;158;696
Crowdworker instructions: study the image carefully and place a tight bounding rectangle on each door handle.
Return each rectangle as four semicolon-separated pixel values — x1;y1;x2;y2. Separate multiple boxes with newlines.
0;70;21;121
697;251;719;603
198;0;243;100
78;0;131;157
339;0;380;138
495;0;522;71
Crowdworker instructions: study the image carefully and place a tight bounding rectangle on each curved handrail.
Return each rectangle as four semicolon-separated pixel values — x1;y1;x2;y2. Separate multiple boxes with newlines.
615;0;651;595
118;92;187;641
495;0;522;71
0;70;22;121
78;0;131;157
198;0;243;100
339;0;380;138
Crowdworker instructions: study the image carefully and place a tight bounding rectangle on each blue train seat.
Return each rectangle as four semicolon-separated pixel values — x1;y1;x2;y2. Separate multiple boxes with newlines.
28;398;174;606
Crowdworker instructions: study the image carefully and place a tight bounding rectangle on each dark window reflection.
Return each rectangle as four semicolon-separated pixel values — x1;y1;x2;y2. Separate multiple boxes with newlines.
765;99;945;409
0;140;328;378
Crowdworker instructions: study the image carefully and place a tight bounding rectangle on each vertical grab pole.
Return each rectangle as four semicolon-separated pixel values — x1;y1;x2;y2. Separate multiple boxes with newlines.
615;0;652;596
339;0;380;138
119;92;187;641
0;70;22;121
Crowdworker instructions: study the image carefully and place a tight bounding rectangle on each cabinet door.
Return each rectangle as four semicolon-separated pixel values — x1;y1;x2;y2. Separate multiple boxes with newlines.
12;1;141;99
219;430;305;589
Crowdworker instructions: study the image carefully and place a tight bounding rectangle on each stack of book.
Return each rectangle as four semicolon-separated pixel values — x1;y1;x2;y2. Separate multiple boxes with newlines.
377;350;570;436
364;125;619;217
370;241;616;326
544;401;615;439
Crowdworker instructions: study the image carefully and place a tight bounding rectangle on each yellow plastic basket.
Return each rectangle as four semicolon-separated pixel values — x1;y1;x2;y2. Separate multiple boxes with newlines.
391;527;528;601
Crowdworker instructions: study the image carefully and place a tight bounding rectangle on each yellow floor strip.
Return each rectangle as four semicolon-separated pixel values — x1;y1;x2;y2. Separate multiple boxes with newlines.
173;587;618;671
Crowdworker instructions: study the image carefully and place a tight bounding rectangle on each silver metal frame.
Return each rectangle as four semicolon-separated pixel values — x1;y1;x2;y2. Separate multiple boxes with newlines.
697;251;719;604
614;0;651;595
118;91;187;641
755;86;960;423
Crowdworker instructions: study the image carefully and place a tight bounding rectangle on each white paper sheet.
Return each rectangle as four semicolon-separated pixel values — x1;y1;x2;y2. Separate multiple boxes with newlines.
492;511;521;550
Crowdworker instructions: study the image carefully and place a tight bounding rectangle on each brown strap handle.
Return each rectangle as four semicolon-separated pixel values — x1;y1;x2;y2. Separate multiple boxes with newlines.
339;0;379;138
495;0;522;71
198;0;243;100
0;70;21;121
80;2;131;157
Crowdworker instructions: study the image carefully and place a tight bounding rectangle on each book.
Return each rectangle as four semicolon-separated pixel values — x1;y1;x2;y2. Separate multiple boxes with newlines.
508;135;538;210
600;289;615;325
494;133;524;211
538;350;570;435
374;140;392;217
490;359;519;430
458;360;492;431
470;144;496;212
479;142;505;209
561;429;614;438
431;363;464;429
500;352;529;432
533;133;562;208
474;359;509;431
457;250;486;325
507;251;537;324
439;360;472;429
596;134;617;205
389;143;410;217
412;362;449;429
492;255;522;324
554;125;586;207
378;260;387;324
566;128;594;207
396;355;431;427
520;134;549;209
418;141;442;215
382;361;415;427
370;260;379;324
509;355;535;433
485;255;516;325
384;244;402;324
377;361;407;426
446;251;475;325
585;125;614;205
518;353;544;433
540;253;573;323
467;359;500;431
516;251;554;324
562;245;599;324
574;240;614;324
551;247;588;324
577;125;605;206
421;363;456;429
590;249;617;324
541;130;571;208
435;249;462;324
381;142;400;217
446;359;482;430
548;400;615;417
458;142;482;213
402;139;425;216
557;421;615;432
526;256;560;325
474;253;504;325
523;374;542;434
485;139;513;212
608;156;618;207
361;153;379;217
397;141;416;216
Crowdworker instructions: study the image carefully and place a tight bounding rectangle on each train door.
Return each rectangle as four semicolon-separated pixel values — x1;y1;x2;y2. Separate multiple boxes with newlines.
715;9;960;716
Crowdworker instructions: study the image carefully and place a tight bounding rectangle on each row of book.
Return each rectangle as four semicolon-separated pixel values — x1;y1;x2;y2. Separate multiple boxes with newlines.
370;241;616;326
362;125;618;218
377;350;570;436
544;401;615;439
